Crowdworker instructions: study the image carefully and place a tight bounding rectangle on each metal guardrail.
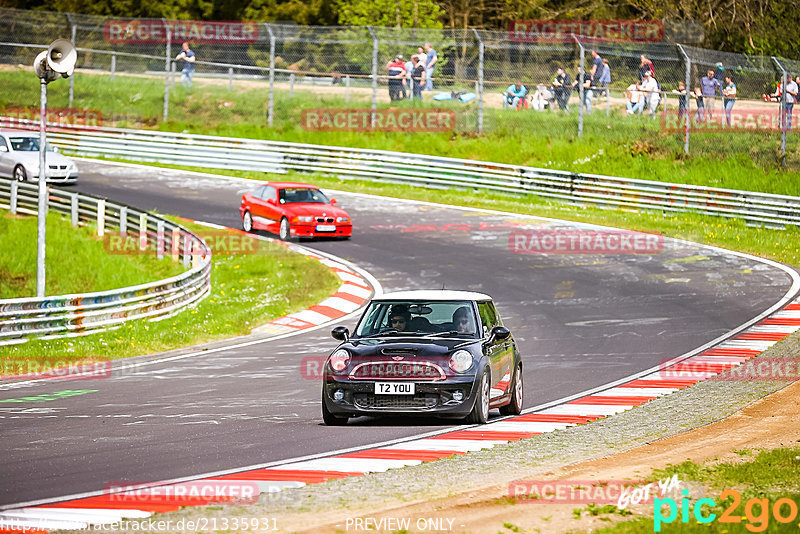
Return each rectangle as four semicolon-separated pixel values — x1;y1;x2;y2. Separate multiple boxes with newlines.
2;116;799;229
0;177;212;345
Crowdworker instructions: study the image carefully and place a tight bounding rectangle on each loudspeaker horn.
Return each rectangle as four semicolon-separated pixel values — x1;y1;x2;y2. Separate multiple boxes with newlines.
46;38;76;77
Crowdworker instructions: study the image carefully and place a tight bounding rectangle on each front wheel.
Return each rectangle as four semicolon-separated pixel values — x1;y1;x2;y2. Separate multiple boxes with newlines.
14;165;27;182
465;369;490;424
279;217;291;241
322;393;349;426
242;211;253;232
499;362;523;416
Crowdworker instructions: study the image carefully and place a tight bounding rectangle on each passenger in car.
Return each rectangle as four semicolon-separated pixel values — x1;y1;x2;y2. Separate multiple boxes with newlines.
452;306;475;334
388;305;411;331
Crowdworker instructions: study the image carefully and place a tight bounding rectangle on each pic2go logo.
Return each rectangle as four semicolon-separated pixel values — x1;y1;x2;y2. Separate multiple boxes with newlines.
654;489;799;532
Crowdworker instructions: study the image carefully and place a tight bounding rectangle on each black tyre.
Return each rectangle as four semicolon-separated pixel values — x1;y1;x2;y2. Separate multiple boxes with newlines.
242;211;253;232
465;369;490;424
322;392;349;426
499;362;523;416
279;217;291;241
14;165;27;182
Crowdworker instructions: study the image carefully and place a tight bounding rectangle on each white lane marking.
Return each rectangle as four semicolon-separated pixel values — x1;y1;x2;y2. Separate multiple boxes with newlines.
381;439;506;452
318;296;361;313
336;271;367;285
771;310;800;318
270;458;422;472
747;325;800;334
217;480;306;493
715;340;778;351
601;386;678;396
535;404;633;416
290;309;336;325
338;284;372;299
475;421;574;433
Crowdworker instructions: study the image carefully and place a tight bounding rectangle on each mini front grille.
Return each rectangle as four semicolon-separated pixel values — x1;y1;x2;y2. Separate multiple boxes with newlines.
354;393;438;409
350;361;445;380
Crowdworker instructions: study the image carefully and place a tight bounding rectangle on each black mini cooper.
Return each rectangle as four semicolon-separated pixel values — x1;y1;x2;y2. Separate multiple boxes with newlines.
321;290;524;425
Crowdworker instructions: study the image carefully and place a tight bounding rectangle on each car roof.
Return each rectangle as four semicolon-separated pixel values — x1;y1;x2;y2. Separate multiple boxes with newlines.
261;181;320;189
373;290;492;302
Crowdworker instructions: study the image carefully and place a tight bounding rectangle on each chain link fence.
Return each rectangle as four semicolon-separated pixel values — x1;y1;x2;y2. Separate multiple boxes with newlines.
0;7;798;165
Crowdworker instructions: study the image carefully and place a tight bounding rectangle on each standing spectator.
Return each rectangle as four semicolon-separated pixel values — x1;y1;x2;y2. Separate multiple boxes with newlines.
386;55;406;101
700;69;721;119
626;83;645;114
403;56;414;99
638;55;655;81
424;42;437;91
722;75;736;126
714;62;725;85
411;55;426;100
693;87;706;123
588;50;603;107
640;71;660;116
552;68;571;112
416;46;427;76
599;58;611;97
672;81;688;121
574;69;592;113
175;42;196;88
504;81;528;110
784;75;798;130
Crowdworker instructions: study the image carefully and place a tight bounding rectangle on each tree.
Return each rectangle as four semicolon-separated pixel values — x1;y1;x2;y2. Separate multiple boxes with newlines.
335;0;443;29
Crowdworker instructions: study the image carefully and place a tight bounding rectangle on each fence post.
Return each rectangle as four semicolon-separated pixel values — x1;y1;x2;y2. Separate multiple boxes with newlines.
110;53;116;82
367;26;378;129
289;73;295;97
171;226;181;261
345;74;350;103
9;181;18;214
183;233;191;267
772;56;788;168
264;23;275;127
97;198;105;237
572;35;584;137
228;67;233;91
156;220;164;260
162;18;171;123
473;29;484;134
67;13;76;108
677;44;691;155
139;212;148;251
71;193;78;226
119;205;128;236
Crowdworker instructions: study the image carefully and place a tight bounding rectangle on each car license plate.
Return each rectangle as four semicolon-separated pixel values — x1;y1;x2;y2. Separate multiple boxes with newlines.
375;382;415;395
315;224;336;232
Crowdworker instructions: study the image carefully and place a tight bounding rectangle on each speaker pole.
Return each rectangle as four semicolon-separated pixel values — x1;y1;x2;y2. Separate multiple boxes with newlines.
36;75;48;297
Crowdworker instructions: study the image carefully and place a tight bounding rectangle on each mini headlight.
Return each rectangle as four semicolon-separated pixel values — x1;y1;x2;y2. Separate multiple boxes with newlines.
328;349;350;374
449;350;473;373
336;217;349;223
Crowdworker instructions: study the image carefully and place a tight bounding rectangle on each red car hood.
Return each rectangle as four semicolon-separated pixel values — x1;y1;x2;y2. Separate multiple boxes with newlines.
287;203;349;218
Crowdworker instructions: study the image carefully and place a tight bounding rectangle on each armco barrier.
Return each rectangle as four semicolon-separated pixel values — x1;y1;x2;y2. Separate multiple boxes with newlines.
0;178;212;346
2;116;800;229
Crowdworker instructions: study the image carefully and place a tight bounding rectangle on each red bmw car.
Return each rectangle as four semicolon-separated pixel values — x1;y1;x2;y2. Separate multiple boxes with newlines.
239;181;352;240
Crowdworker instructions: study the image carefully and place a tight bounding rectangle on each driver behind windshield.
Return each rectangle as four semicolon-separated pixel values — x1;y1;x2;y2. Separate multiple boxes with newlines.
388;305;410;331
452;306;474;334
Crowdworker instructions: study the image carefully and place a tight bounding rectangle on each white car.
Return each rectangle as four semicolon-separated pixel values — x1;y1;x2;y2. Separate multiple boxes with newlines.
0;130;78;184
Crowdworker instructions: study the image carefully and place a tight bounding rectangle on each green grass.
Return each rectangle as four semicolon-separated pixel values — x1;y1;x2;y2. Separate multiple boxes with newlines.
582;447;800;533
2;67;799;191
0;216;341;374
0;212;183;298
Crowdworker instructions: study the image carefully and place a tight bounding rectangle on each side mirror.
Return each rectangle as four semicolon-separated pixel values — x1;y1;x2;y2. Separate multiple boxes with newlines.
330;198;337;205
331;326;349;341
489;325;510;342
266;197;276;205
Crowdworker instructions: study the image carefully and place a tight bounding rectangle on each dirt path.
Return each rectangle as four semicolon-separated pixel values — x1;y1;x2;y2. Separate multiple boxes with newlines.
273;379;800;534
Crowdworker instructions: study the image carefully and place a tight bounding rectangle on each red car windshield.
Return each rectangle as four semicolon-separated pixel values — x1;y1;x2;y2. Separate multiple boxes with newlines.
279;188;329;204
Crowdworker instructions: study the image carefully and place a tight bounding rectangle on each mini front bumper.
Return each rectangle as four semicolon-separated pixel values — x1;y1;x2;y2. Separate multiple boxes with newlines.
323;375;480;418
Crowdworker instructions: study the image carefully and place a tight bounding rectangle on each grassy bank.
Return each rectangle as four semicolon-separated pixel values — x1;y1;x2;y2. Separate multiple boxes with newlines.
2;67;799;190
0;217;341;373
0;211;183;298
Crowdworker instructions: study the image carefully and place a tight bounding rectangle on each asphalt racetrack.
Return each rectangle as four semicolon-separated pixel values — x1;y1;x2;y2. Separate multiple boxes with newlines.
0;160;795;507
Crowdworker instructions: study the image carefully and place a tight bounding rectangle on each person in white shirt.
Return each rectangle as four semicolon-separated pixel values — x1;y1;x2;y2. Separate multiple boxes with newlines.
640;71;660;116
626;83;645;114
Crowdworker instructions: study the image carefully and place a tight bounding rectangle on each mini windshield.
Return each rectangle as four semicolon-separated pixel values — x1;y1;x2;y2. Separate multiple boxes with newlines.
8;137;53;152
279;188;329;204
355;300;479;338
